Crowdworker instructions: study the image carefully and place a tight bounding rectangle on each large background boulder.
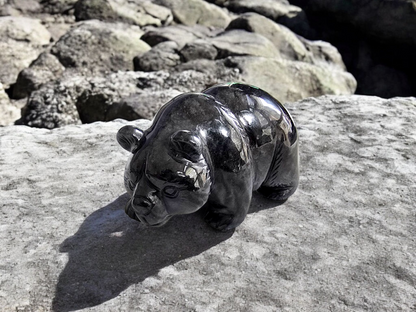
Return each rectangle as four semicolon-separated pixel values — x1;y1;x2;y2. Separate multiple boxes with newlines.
12;52;65;100
74;0;173;27
1;95;415;310
154;0;231;28
219;0;313;36
223;56;356;101
50;20;151;75
0;16;51;88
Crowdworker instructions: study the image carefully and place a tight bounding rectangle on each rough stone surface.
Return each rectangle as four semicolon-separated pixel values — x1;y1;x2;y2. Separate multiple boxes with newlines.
50;20;151;75
141;24;218;49
227;12;309;61
298;36;346;71
105;89;182;121
224;56;356;101
39;14;75;40
75;71;175;123
0;16;51;88
41;0;78;14
0;0;42;15
222;0;313;36
19;69;239;127
74;0;173;27
1;95;416;311
20;53;356;129
226;12;345;70
179;39;218;62
74;0;117;22
19;75;89;129
133;41;180;72
13;52;65;100
206;29;281;59
0;82;20;126
225;0;301;20
154;0;231;28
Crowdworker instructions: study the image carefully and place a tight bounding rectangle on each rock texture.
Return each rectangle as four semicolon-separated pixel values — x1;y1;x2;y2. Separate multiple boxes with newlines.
1;95;415;311
141;24;217;49
0;0;361;127
19;69;237;128
0;83;22;126
13;52;65;100
0;16;51;88
133;41;181;72
221;0;312;35
18;9;356;129
223;56;355;101
154;0;231;28
74;0;173;27
50;20;151;75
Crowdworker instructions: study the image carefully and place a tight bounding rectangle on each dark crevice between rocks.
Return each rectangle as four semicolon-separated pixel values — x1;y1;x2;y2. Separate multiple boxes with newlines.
287;4;416;98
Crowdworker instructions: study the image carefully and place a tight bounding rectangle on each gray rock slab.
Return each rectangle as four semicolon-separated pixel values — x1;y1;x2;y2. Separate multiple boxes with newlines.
50;20;150;75
133;41;181;72
226;56;356;101
1;95;416;311
179;39;218;62
0;0;42;15
141;24;218;49
13;52;65;100
226;12;345;71
41;0;78;14
207;29;281;59
19;69;239;128
74;0;173;27
0;82;20;126
154;0;231;28
0;16;51;87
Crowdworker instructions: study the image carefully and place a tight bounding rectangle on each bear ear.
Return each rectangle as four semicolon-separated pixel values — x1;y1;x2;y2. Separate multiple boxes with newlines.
170;130;203;163
117;125;145;153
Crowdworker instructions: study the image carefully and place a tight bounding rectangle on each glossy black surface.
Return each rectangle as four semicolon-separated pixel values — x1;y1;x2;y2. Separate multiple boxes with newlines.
117;83;299;231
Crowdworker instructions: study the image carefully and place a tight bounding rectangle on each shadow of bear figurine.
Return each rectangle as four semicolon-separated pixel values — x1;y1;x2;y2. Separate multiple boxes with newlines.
117;83;299;231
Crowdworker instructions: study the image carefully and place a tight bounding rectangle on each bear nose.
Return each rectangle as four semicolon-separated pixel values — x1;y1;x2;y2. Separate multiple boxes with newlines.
133;196;154;213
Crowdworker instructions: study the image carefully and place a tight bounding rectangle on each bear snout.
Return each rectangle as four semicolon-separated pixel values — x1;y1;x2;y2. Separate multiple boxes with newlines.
132;196;154;214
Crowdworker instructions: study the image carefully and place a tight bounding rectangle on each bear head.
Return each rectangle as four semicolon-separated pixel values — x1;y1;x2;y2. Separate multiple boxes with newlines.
117;125;212;227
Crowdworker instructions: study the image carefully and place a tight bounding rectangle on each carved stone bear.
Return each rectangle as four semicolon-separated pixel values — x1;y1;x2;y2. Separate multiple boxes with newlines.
117;83;299;231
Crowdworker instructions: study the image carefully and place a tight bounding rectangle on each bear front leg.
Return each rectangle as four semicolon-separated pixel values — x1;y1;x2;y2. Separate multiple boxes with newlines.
125;199;141;222
204;177;252;231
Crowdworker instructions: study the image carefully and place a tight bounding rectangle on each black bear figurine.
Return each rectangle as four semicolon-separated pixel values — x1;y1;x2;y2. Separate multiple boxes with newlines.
117;83;299;231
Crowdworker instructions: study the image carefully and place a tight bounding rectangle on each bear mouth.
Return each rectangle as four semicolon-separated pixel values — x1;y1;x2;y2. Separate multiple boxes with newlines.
126;197;171;227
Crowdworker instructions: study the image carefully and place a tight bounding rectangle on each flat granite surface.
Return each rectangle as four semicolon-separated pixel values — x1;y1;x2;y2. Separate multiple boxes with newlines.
1;95;415;311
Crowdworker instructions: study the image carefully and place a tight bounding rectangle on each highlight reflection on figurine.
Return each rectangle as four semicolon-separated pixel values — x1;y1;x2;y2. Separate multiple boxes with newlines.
117;83;299;231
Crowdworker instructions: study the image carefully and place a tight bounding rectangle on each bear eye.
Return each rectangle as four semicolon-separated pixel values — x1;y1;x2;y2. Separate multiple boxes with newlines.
163;186;179;198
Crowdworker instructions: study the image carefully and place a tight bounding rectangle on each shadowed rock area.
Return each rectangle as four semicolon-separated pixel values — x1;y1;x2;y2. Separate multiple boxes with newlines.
1;96;415;311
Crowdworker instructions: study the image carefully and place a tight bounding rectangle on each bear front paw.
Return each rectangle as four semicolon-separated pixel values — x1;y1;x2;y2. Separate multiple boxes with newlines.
204;211;234;232
125;200;141;222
